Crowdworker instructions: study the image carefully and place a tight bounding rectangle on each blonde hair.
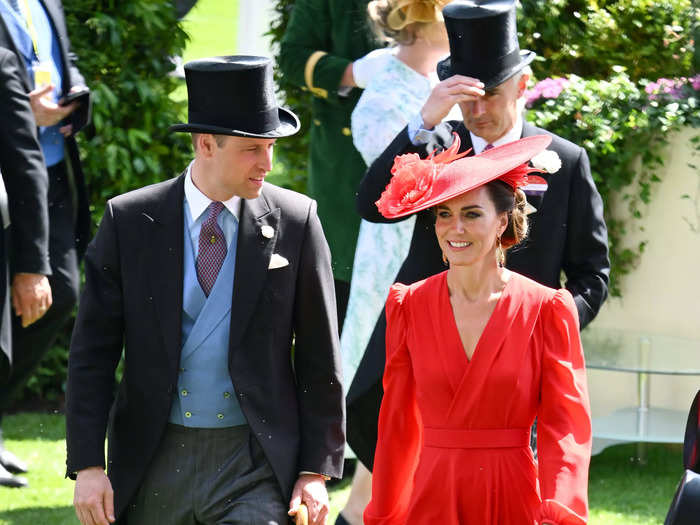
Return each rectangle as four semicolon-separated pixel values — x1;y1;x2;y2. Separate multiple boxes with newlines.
368;0;447;45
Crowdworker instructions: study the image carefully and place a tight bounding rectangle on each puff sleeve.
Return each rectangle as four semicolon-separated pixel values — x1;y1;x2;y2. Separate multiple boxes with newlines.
364;284;423;525
537;289;592;525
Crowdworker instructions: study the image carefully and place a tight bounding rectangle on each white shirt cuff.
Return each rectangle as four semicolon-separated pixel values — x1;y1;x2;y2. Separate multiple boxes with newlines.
407;113;436;145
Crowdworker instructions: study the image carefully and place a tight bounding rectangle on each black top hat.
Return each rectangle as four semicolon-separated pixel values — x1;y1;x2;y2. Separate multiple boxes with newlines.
436;0;535;88
170;56;300;138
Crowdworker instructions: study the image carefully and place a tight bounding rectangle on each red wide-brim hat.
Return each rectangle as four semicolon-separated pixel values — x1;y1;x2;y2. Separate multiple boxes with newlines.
376;134;552;219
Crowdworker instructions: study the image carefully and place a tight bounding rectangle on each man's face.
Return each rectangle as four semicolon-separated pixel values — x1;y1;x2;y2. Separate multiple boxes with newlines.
207;136;276;200
458;74;527;144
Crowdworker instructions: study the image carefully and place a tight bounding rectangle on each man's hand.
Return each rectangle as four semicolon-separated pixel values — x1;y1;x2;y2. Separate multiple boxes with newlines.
288;474;329;525
28;84;77;127
74;467;115;525
420;74;485;129
59;123;74;137
11;273;51;327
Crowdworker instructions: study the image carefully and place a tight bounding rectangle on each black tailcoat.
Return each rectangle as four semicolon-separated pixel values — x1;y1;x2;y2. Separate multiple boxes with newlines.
347;120;610;467
0;48;51;374
65;175;345;522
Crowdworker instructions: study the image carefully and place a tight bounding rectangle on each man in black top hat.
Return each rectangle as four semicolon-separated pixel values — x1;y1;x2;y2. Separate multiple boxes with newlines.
66;56;344;525
347;0;609;469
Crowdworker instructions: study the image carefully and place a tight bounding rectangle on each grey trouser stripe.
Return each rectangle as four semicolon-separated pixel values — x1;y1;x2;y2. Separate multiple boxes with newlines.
127;424;289;525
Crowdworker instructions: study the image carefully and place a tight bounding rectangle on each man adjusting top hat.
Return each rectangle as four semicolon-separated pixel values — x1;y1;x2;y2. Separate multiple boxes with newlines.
347;0;610;470
66;56;344;525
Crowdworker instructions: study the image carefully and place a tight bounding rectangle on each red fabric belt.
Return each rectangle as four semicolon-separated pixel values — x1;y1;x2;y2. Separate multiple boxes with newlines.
423;428;530;449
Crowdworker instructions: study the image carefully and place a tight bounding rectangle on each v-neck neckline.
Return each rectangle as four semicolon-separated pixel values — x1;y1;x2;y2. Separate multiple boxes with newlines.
442;271;513;365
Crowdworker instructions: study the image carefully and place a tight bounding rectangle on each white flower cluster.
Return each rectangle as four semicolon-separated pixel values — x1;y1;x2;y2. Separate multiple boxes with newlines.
530;150;562;174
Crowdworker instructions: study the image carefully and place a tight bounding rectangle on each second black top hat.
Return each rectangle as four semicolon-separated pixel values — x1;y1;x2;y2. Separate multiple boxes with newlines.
436;0;535;88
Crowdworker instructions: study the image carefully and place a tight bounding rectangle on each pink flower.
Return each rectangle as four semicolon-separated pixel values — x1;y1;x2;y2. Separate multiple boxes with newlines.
646;77;687;100
524;77;569;107
376;134;468;217
691;74;700;91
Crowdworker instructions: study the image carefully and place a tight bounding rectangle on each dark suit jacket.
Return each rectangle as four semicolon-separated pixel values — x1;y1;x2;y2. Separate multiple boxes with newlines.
347;119;610;468
0;47;51;375
0;0;91;257
65;175;345;522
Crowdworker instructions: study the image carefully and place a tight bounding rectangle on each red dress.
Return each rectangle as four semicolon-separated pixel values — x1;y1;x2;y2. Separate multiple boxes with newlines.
364;271;592;525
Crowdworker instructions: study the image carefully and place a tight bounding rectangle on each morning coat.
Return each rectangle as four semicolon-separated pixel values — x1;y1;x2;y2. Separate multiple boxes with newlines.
65;175;345;522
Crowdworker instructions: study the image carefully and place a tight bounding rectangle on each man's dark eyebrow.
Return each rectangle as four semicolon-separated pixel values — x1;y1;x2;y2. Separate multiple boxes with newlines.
484;87;499;96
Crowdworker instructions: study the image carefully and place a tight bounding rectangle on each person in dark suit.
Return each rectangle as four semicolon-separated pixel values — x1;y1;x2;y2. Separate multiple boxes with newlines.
0;0;91;475
347;0;610;470
66;56;344;525
0;46;52;488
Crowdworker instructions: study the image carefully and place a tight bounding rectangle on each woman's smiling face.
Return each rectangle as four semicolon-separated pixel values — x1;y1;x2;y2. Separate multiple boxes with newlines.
434;186;508;267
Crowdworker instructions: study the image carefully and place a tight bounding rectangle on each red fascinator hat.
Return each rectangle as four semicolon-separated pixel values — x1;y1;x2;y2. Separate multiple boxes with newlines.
376;134;552;219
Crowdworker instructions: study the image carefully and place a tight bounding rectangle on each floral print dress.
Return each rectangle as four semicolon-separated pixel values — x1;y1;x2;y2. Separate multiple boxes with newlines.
341;54;437;393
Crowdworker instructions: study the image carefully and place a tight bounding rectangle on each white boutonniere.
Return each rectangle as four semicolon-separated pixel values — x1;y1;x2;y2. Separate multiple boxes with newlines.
530;150;562;174
261;225;275;239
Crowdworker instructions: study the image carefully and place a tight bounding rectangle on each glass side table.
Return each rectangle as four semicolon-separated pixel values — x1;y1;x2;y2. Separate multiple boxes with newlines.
582;328;700;463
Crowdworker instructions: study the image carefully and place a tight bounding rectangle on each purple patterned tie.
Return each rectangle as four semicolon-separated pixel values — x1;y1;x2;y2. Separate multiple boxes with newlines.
484;144;494;151
196;202;227;296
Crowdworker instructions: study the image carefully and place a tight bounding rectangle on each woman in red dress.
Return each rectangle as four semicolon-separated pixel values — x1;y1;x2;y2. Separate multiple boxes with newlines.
364;135;592;525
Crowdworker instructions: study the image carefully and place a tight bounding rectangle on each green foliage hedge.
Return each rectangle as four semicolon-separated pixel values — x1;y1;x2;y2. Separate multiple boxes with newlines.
66;0;193;221
518;0;697;81
525;73;699;295
11;0;192;406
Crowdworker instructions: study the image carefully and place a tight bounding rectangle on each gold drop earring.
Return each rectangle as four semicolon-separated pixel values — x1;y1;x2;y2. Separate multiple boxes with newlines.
496;235;505;267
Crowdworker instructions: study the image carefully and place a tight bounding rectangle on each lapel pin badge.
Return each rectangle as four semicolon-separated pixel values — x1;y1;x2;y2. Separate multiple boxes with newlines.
261;225;275;239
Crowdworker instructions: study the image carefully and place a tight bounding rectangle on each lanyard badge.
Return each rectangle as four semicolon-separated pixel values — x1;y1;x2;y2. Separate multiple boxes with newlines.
18;0;51;91
33;60;52;89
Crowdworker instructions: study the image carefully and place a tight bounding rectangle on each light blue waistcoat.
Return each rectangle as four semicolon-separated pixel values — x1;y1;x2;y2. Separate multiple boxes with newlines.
168;212;246;428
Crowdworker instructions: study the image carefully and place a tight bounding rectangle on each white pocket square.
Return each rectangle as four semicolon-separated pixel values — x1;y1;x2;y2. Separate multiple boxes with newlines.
268;253;289;270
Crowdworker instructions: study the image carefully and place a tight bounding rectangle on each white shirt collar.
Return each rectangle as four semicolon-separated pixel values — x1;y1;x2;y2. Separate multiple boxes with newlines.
469;113;524;155
184;161;241;223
